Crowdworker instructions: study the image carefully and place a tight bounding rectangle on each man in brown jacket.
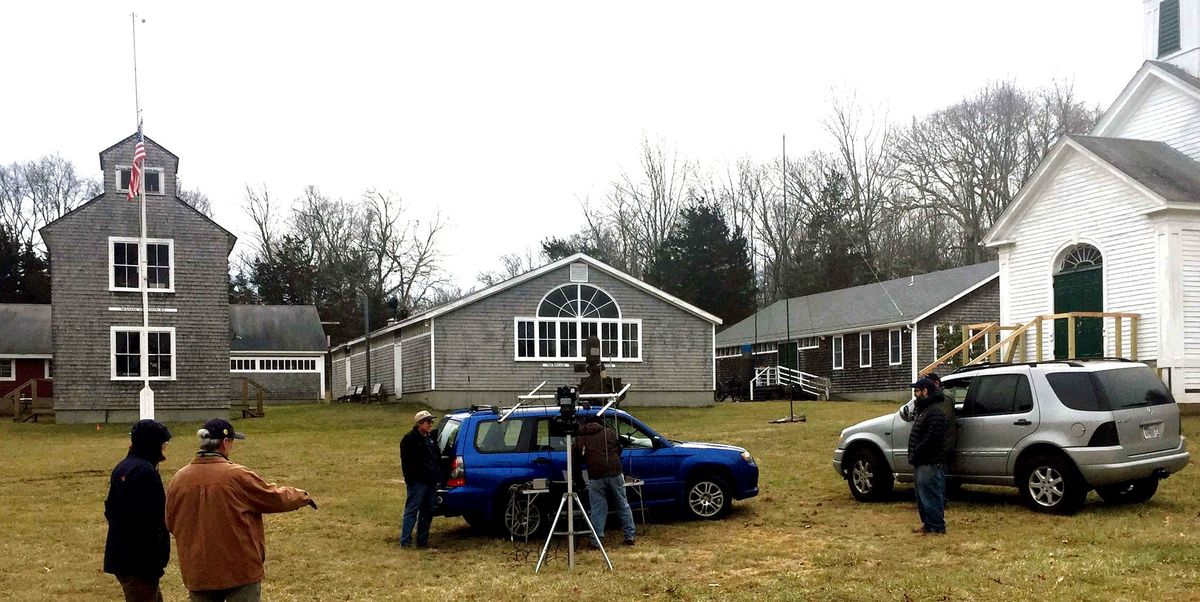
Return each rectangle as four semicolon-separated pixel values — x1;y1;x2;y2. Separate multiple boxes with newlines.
574;415;636;547
166;419;315;602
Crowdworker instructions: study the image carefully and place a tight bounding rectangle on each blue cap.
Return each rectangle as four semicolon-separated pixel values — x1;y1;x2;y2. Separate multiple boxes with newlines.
910;378;935;391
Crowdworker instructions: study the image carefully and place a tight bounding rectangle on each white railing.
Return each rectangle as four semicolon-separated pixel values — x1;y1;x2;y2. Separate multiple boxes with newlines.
749;365;831;400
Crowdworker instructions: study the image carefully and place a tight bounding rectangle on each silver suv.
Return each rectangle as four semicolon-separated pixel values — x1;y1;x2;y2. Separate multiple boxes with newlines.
833;360;1190;514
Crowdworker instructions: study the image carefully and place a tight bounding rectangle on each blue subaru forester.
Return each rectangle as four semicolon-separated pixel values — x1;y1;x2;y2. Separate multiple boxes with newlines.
433;405;759;538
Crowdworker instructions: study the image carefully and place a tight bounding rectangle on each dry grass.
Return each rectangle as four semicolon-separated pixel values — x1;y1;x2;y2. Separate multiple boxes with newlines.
1;401;1197;601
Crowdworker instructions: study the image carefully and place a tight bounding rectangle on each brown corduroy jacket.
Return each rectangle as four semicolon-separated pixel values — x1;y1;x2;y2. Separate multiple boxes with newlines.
165;455;310;592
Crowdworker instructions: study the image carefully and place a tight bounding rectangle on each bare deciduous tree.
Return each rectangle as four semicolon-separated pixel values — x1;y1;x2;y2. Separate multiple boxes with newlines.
0;154;99;249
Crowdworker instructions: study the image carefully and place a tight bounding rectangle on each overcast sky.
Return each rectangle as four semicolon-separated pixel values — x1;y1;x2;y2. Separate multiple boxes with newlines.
1;1;1145;289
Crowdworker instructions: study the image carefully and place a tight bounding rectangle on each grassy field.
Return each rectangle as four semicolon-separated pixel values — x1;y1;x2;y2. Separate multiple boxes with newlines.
1;401;1197;601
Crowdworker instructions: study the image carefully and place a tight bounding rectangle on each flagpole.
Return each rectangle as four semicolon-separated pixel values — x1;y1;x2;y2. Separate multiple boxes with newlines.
132;12;154;420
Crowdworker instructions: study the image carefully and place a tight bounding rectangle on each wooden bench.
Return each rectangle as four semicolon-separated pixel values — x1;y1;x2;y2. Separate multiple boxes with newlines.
232;377;268;418
349;385;366;403
367;383;385;403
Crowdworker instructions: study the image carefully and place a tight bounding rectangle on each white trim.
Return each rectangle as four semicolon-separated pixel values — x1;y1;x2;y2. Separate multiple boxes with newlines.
330;252;722;351
536;282;624;321
1093;62;1200;135
1045;239;1108;355
0;354;53;359
344;356;351;391
318;357;326;400
225;349;327;356
0;358;14;381
512;316;644;362
108;307;178;313
888;328;903;366
858;332;872;368
114;166;166;196
394;337;403;399
911;273;1000;323
711;323;716;391
430;318;436;391
108;236;175;293
229;356;321;373
719;320;914;349
44;358;52;380
797;336;819;350
832;335;844;370
110;325;177;381
399;331;432;344
910;322;919;382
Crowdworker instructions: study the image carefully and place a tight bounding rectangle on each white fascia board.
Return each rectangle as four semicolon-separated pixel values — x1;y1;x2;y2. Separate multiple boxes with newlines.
332;252;722;351
228;350;327;356
983;138;1071;246
1094;63;1200;135
910;272;1000;324
716;319;915;349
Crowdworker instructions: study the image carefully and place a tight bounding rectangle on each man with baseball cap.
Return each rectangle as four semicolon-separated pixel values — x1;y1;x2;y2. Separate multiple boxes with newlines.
166;419;316;601
104;419;172;602
399;410;441;548
907;378;949;535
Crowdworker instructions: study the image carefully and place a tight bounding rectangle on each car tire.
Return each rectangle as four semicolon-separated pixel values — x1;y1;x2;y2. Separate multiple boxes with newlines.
463;512;488;532
1018;453;1087;515
846;446;894;502
1096;477;1159;505
684;474;732;520
498;487;547;540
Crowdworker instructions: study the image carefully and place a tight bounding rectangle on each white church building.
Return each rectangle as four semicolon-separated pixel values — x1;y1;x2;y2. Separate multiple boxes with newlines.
983;0;1200;406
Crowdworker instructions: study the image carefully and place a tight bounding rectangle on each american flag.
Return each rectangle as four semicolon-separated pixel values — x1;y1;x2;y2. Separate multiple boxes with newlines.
128;124;146;201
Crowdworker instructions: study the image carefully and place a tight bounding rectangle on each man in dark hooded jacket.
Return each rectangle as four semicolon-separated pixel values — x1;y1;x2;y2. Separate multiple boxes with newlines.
104;419;172;601
907;378;948;534
574;416;636;547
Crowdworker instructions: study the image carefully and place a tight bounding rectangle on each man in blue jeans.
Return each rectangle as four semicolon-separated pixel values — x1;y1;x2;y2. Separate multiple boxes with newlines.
907;378;949;534
575;416;636;547
400;411;441;548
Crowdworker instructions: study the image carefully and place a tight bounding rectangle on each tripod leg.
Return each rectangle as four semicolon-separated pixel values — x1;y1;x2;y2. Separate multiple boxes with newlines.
535;494;568;573
572;493;612;570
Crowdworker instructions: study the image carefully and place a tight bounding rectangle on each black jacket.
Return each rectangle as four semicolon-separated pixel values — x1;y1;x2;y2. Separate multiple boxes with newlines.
400;427;441;485
907;396;949;467
103;449;169;579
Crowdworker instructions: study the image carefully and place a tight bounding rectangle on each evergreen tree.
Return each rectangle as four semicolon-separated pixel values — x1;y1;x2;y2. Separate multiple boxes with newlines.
0;226;50;303
644;203;756;327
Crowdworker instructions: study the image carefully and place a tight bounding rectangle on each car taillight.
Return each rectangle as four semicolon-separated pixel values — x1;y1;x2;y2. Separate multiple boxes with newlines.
446;456;466;488
1088;421;1120;447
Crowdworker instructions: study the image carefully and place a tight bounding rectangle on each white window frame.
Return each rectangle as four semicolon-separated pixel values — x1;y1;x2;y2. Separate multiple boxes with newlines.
513;316;643;362
832;335;844;370
798;336;819;350
0;358;14;381
110;326;177;381
44;358;53;379
115;166;165;196
859;332;872;367
230;357;319;373
108;236;175;293
889;328;903;366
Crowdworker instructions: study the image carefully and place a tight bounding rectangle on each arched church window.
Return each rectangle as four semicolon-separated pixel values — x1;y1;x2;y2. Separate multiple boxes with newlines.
517;283;639;361
1058;244;1102;273
537;284;620;318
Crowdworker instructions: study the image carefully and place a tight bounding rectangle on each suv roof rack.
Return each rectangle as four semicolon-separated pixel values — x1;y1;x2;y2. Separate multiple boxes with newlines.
1071;357;1136;363
948;360;1083;375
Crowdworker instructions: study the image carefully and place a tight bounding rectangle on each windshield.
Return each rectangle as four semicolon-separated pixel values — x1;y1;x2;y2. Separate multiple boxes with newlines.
436;417;461;454
1093;367;1174;410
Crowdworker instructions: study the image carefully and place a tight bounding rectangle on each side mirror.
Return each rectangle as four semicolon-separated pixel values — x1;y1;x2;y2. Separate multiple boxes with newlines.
899;400;915;422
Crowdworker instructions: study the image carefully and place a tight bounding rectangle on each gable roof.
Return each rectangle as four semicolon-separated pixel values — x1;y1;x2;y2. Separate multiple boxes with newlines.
1093;60;1200;136
714;261;998;348
984;133;1200;245
230;305;327;352
0;304;51;355
332;253;722;351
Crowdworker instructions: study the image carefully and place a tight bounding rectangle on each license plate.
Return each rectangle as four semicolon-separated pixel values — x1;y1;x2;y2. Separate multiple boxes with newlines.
1142;423;1162;439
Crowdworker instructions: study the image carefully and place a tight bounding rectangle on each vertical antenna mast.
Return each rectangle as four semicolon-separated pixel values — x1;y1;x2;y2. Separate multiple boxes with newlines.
132;13;154;419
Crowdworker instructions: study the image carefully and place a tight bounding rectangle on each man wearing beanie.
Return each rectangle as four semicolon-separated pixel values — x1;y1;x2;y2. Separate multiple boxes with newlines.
104;419;172;602
908;378;949;535
166;419;315;601
399;410;441;549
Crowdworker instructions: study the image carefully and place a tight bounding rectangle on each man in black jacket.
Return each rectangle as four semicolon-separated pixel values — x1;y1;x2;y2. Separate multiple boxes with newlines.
907;378;948;535
575;416;636;547
400;410;441;548
104;419;172;601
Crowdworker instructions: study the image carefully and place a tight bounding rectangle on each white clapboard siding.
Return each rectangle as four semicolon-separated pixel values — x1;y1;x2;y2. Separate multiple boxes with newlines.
1182;229;1200;390
1004;153;1160;360
1110;78;1200;161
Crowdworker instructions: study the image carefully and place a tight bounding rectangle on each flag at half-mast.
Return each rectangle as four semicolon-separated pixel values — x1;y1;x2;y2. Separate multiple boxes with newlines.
127;124;146;201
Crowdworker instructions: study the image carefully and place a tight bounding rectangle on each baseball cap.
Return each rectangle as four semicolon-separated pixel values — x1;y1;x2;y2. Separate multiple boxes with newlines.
910;377;935;391
414;410;435;425
200;418;245;440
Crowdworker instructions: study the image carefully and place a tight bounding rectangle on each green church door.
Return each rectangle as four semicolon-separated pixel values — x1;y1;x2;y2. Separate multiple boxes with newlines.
1053;254;1103;359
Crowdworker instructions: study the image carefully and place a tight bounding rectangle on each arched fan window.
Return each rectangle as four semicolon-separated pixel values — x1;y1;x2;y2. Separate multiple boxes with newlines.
537;284;620;318
1058;244;1102;273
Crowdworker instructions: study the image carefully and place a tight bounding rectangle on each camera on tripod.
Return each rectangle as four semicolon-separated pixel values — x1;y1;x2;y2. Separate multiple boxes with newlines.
552;385;581;436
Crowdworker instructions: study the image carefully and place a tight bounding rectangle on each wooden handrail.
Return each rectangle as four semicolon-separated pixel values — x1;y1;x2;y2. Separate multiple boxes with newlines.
920;325;995;376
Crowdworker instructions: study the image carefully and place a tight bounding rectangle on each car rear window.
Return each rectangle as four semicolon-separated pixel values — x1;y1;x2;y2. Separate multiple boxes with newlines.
1093;367;1174;409
474;419;525;453
1046;373;1105;411
436;417;461;454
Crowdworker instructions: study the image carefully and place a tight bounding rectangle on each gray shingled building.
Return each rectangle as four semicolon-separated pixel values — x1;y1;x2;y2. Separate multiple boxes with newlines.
331;253;722;409
716;262;999;400
5;133;328;423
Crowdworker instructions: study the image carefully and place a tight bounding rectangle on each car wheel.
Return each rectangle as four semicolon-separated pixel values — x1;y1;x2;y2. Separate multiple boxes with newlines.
684;475;731;520
500;489;546;540
1018;453;1087;515
846;446;894;502
1096;477;1159;505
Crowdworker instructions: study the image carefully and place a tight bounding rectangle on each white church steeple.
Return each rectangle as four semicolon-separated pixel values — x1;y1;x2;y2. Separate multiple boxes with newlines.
1146;0;1200;75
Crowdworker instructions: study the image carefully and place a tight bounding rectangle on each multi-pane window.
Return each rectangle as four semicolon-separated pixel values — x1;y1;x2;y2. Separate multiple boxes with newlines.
832;335;844;370
147;331;172;378
112;328;174;380
889;329;902;365
859;332;872;367
110;238;173;292
228;358;318;372
516;284;642;361
114;330;141;378
0;359;13;381
230;359;255;371
798;336;819;349
117;167;163;195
